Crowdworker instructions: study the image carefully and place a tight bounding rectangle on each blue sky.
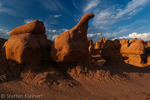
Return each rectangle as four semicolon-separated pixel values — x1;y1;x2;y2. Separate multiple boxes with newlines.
0;0;150;42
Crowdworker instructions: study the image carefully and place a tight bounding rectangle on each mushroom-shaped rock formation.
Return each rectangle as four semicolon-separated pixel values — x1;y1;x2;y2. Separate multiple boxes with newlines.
51;13;94;62
10;20;45;36
4;20;52;65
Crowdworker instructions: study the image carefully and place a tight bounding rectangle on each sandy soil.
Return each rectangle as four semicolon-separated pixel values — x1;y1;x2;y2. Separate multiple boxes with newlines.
0;54;150;100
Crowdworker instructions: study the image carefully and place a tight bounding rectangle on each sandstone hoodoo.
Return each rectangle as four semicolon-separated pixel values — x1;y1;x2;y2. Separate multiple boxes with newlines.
101;39;150;67
10;20;45;36
4;20;52;65
51;13;94;62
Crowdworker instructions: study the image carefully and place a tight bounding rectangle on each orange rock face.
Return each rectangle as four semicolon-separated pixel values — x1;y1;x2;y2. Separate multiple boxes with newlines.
4;20;52;65
101;40;122;59
4;33;43;65
88;39;93;46
51;13;94;62
94;42;101;50
10;20;45;36
101;39;148;67
121;40;145;55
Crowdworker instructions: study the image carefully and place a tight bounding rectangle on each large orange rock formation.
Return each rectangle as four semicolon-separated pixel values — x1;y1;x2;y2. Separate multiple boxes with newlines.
51;13;94;62
4;20;52;65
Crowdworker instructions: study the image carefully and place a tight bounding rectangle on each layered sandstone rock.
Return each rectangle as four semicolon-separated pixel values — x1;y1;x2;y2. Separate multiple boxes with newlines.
10;20;45;36
101;40;122;59
121;40;145;55
101;39;148;67
4;33;43;65
4;20;52;65
51;13;94;62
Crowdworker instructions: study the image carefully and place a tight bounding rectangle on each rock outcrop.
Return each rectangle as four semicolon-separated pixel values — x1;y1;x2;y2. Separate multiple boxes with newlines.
101;40;122;59
10;20;45;36
88;39;93;46
4;20;52;65
121;40;145;55
4;33;43;65
94;42;101;50
94;37;105;50
101;39;149;67
51;13;94;62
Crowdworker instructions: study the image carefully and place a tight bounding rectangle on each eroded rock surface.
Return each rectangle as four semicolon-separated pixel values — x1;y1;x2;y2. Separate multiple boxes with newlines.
51;13;94;62
4;20;52;65
10;20;45;36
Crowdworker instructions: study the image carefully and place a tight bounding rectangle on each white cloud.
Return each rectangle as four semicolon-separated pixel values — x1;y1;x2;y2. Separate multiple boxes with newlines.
0;29;10;39
128;8;142;15
24;19;33;24
54;14;62;18
87;32;115;42
52;35;58;40
94;8;114;25
46;28;69;40
87;33;101;38
62;29;69;32
115;32;150;41
52;30;57;32
84;0;100;13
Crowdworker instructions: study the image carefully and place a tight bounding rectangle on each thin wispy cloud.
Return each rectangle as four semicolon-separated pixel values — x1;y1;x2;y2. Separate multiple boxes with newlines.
117;0;150;17
41;0;69;14
92;0;150;27
0;2;3;11
92;5;118;26
72;0;79;10
84;0;100;13
100;17;131;21
0;1;31;16
119;20;148;29
0;2;18;16
112;29;127;35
